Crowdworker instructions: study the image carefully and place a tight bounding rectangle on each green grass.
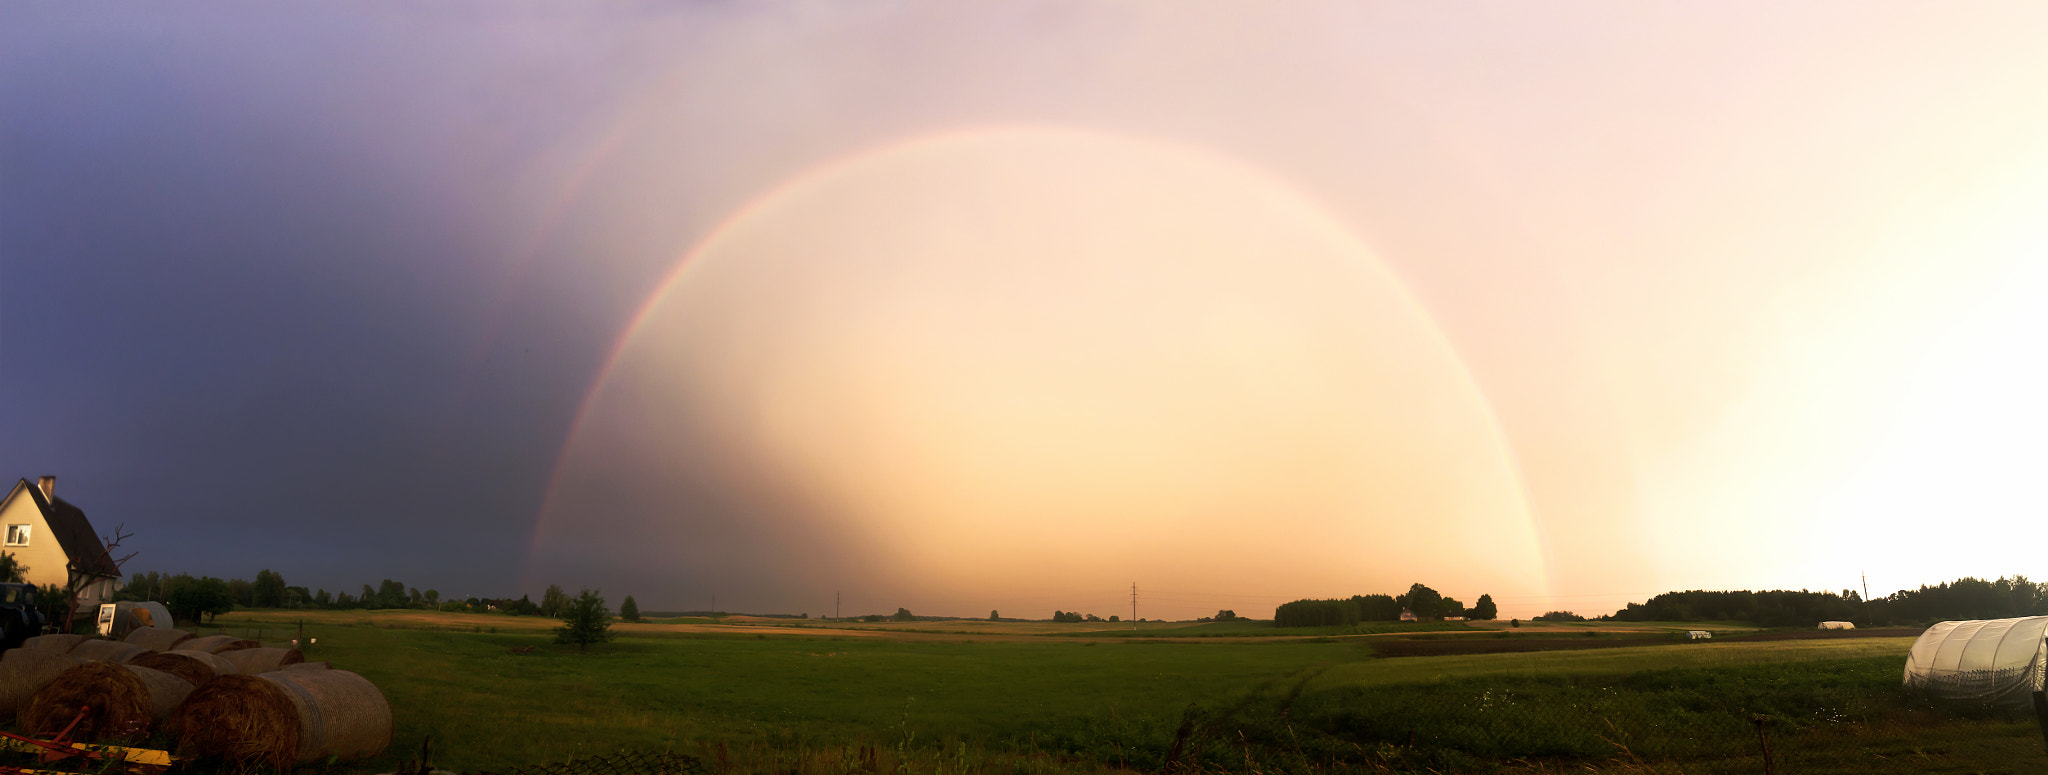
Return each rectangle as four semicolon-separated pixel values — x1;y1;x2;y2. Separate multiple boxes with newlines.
1067;620;1477;638
140;612;2042;775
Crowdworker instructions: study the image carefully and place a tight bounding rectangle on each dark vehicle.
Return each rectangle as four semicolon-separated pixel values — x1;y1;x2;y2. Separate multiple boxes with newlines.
0;584;47;650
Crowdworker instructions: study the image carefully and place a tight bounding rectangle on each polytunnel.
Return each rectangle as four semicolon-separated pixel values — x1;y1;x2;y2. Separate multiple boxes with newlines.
1901;616;2048;709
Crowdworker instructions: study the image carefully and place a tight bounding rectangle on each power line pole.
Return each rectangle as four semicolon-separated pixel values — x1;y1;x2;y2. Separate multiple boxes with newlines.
836;591;841;621
1131;582;1138;631
1862;571;1873;626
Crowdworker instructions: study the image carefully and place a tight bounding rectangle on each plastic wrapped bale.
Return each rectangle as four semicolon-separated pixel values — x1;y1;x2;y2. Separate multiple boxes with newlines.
22;634;86;652
124;626;194;651
130;650;234;686
0;649;84;722
67;639;148;664
179;634;258;654
170;669;391;770
1903;615;2048;710
20;662;193;740
218;647;304;675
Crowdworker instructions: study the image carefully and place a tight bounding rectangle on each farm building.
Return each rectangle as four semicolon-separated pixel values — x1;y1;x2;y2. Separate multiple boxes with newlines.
1818;621;1855;629
1902;616;2048;710
0;477;123;621
1687;630;1711;639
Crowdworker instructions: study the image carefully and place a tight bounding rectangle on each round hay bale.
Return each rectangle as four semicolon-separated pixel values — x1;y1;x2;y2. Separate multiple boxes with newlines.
280;661;331;672
170;669;390;769
68;639;148;664
23;634;87;652
218;647;304;675
123;626;193;651
0;649;84;722
20;662;193;741
180;634;258;654
129;651;229;687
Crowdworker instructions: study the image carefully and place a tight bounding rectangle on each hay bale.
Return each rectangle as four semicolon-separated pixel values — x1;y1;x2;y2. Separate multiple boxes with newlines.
218;647;304;675
130;651;231;687
0;649;84;722
179;634;258;654
20;662;193;741
123;626;193;651
23;634;86;652
68;639;148;664
280;661;331;672
170;669;390;769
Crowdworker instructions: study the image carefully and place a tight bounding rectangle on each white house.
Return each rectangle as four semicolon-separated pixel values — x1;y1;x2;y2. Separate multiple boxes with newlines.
0;477;123;622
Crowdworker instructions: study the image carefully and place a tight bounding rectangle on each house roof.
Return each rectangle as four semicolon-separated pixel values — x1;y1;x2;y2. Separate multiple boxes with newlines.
7;479;122;579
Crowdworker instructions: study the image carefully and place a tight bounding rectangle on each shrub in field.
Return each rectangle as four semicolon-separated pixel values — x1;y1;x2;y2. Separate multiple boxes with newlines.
554;589;613;652
619;595;640;622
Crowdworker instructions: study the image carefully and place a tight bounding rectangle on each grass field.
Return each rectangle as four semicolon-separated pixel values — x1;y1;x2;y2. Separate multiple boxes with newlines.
83;610;2048;774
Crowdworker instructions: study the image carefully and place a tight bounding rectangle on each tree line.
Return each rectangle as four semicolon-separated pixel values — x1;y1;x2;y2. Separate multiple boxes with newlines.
1273;584;1498;628
115;570;641;626
1605;576;2048;627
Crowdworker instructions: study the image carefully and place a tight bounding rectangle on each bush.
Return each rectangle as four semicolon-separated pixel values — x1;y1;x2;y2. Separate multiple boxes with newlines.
553;589;613;652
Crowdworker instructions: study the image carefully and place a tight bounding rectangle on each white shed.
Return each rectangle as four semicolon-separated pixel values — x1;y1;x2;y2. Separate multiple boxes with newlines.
1687;630;1711;639
1818;621;1856;630
1902;616;2048;709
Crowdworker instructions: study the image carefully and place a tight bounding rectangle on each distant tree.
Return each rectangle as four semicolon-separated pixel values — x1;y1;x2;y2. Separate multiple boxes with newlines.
252;569;286;608
891;607;915;622
409;587;422;607
1109;615;1120;622
1440;597;1465;618
1510;618;1520;628
1214;610;1238;622
511;594;540;616
1084;613;1102;622
424;589;440;607
541;584;568;617
1471;594;1498;621
0;552;24;584
378;579;407;609
169;577;235;624
315;588;332;608
862;614;885;622
360;584;377;609
1535;611;1587;622
990;610;999;621
227;577;254;607
335;591;355;608
554;588;614;653
1397;583;1445;621
284;586;310;609
619;595;641;622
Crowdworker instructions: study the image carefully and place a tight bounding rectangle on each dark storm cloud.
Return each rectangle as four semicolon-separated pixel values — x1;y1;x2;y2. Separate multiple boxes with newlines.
0;4;677;596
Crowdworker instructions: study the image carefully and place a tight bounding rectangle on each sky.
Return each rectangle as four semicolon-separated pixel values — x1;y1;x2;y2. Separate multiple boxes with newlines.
6;2;2048;621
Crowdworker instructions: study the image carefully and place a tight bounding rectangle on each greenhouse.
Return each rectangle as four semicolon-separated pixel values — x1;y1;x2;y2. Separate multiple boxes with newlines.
1901;615;2048;709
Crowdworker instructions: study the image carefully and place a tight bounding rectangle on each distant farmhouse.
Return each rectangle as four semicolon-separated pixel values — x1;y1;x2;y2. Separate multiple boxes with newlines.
0;477;123;620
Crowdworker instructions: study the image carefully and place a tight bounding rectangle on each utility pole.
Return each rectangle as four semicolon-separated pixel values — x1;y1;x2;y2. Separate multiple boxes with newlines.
1131;582;1138;631
1862;572;1874;626
836;591;841;621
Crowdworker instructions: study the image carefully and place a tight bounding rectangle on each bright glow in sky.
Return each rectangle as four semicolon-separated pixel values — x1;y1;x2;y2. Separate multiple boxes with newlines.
9;2;2048;619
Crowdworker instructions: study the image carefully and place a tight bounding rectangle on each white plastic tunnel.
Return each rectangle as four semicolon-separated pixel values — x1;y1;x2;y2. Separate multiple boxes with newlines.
1902;616;2048;710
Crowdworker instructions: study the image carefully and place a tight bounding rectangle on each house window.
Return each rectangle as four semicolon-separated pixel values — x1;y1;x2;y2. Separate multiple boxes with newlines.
4;525;26;546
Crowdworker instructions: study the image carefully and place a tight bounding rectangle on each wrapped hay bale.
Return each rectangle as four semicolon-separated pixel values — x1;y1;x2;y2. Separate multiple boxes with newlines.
20;662;193;740
130;650;233;686
218;647;304;675
124;626;194;651
179;634;258;654
0;649;84;722
170;669;391;770
23;634;87;652
68;639;148;664
281;661;331;672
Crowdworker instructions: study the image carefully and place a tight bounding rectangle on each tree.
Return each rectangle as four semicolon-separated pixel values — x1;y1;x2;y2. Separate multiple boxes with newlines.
0;552;24;584
378;579;407;609
1397;583;1445;621
169;576;234;624
990;610;999;621
1471;594;1498;620
1440;597;1465;618
360;584;377;609
1214;609;1238;622
424;589;440;607
619;595;640;622
554;589;613;652
227;578;254;607
541;584;568;618
891;607;915;622
252;569;286;608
